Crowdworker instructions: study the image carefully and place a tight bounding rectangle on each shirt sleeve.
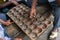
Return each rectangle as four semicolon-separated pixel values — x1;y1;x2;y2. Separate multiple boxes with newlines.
0;24;4;39
0;30;4;39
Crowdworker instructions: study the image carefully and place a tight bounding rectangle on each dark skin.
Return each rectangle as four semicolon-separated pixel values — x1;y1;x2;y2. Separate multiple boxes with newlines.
30;0;60;18
0;1;20;40
14;38;22;40
0;0;19;26
0;1;11;8
0;0;19;8
30;0;37;18
0;38;3;40
9;0;38;18
9;0;19;5
0;1;12;26
56;0;60;6
31;0;60;18
0;19;13;26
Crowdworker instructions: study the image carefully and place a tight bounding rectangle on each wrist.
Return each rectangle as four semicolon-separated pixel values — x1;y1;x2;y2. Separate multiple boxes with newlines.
3;22;7;25
31;6;36;9
31;7;36;11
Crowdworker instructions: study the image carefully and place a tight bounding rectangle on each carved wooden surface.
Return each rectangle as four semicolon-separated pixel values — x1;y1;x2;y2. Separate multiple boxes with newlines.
7;4;54;40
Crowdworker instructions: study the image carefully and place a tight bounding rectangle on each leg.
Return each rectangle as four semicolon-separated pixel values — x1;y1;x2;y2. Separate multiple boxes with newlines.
52;7;60;40
49;2;60;40
53;7;60;28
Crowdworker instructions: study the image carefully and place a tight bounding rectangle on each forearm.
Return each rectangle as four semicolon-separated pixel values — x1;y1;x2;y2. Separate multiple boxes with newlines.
56;0;60;6
0;19;6;25
31;0;37;9
0;38;3;40
0;1;11;8
11;1;19;6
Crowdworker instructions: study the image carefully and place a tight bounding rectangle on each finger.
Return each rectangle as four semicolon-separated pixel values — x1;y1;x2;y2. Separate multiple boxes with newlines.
8;19;11;22
12;1;19;6
33;13;36;17
11;22;14;24
30;16;32;18
30;14;33;18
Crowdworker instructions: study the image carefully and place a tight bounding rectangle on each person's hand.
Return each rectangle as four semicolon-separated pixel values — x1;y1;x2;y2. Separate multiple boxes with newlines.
9;0;19;5
30;8;36;18
9;0;16;1
9;0;18;2
56;0;60;6
3;19;13;26
0;38;3;40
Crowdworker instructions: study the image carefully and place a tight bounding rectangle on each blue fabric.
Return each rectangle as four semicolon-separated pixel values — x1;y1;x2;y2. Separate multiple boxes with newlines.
0;14;8;36
38;0;48;3
0;13;7;21
2;8;9;13
49;1;60;28
0;13;13;40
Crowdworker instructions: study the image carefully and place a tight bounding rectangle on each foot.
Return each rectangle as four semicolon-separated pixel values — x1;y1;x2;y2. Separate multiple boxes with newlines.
49;29;58;40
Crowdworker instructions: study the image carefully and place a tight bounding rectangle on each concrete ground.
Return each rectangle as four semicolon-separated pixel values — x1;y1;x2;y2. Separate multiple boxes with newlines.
55;27;60;40
49;27;60;40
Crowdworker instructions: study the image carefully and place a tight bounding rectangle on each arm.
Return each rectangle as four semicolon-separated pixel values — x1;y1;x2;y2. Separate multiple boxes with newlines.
31;0;37;9
0;38;3;40
0;19;13;26
0;0;19;9
9;0;19;6
30;0;37;18
56;0;60;6
0;19;7;26
0;1;12;9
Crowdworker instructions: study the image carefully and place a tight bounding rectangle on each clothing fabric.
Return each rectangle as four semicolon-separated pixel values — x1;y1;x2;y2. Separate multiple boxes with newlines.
0;13;7;21
49;1;60;28
48;0;55;2
49;1;60;40
18;0;48;7
0;14;11;40
19;0;48;3
0;24;5;39
0;24;11;40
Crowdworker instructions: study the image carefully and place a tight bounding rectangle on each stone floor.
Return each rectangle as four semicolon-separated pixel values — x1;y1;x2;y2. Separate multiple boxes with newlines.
48;27;60;40
53;27;60;40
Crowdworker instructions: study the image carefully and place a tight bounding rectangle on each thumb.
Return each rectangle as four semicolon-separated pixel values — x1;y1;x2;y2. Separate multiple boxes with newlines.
30;13;34;18
8;19;11;22
33;12;36;17
11;22;14;24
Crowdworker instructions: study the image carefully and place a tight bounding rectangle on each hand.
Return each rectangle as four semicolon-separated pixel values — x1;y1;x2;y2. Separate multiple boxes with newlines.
3;19;13;26
0;38;3;40
9;0;16;1
56;0;60;6
9;0;19;5
9;0;17;2
30;8;36;18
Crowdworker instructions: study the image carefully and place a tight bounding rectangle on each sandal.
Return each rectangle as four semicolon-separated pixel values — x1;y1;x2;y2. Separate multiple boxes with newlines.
50;31;58;39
